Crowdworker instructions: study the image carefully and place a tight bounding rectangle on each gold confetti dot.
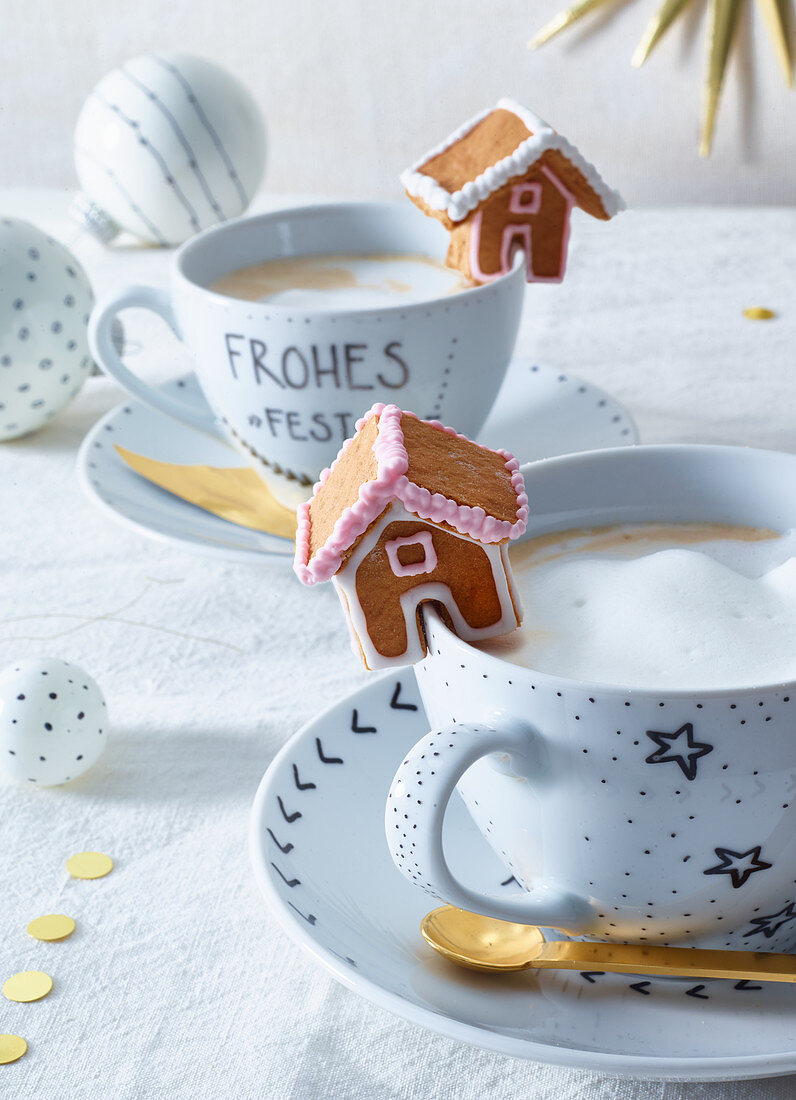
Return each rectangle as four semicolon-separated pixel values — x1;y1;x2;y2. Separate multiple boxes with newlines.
3;971;53;1003
66;851;113;880
0;1034;27;1064
744;306;776;320
26;914;75;943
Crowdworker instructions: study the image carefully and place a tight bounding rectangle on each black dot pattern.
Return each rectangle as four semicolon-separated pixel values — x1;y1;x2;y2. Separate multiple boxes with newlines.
0;219;95;440
251;669;796;1016
0;658;107;785
402;642;796;951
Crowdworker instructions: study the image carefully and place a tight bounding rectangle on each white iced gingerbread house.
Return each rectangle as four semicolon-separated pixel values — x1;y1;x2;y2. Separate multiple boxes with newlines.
402;98;624;283
293;404;528;670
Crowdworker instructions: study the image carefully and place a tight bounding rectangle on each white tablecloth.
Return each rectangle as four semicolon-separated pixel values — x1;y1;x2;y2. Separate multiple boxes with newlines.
2;190;796;1099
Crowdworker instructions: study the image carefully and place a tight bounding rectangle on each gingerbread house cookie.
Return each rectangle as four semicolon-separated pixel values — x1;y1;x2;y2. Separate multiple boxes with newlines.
293;404;528;670
402;98;624;284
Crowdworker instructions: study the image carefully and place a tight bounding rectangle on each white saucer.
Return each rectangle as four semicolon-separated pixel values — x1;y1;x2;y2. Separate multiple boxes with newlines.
77;361;638;563
76;376;292;562
250;671;796;1081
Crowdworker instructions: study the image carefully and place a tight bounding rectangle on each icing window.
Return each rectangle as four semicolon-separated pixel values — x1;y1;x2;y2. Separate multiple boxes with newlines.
509;182;542;215
385;531;438;578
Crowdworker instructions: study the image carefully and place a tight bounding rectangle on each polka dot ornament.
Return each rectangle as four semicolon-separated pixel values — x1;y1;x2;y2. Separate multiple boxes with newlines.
0;659;108;787
0;219;94;441
73;52;266;246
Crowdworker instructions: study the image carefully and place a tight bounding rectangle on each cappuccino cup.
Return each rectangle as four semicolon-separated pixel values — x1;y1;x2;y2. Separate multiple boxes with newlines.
88;202;525;507
387;445;796;949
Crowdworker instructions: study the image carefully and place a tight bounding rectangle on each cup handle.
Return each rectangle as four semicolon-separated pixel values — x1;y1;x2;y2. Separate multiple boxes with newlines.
385;720;594;931
88;285;220;436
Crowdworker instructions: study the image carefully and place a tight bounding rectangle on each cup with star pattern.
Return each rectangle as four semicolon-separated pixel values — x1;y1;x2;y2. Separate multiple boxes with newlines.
386;445;796;951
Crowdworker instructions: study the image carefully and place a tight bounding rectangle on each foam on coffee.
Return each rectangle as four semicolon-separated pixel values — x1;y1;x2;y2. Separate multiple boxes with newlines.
478;523;796;689
209;252;472;308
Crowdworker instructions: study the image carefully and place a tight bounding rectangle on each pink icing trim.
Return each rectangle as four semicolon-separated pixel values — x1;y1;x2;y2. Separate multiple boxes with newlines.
469;210;537;284
537;163;574;283
468;166;575;285
293;404;407;586
385;531;437;577
293;404;529;585
468;210;505;285
509;182;542;214
294;500;313;584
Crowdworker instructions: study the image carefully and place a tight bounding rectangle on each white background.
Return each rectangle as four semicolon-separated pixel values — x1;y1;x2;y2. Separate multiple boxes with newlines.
1;0;795;205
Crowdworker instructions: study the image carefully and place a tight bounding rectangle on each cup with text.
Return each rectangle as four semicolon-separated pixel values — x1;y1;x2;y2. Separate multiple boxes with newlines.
89;202;526;508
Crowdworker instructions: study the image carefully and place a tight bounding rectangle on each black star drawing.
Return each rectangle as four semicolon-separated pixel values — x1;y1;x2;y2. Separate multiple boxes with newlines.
744;902;796;939
645;722;713;781
703;845;772;889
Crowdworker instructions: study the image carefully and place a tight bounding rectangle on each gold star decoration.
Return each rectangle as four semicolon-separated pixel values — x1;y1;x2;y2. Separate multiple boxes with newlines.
528;0;793;155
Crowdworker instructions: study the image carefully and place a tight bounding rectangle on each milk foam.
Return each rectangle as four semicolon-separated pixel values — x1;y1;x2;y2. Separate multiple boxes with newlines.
209;253;471;308
480;524;796;689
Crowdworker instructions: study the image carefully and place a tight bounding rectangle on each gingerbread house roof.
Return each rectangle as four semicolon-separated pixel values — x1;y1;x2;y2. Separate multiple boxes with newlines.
294;404;528;585
401;98;624;225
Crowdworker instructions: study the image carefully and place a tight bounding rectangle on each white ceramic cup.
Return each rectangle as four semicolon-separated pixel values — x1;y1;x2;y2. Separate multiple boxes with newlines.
386;444;796;950
88;202;526;507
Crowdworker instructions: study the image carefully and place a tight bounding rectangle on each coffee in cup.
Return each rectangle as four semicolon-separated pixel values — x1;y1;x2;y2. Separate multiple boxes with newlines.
478;522;796;689
208;252;473;308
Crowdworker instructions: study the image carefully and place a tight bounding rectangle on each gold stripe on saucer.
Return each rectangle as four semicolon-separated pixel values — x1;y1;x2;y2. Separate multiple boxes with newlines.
115;446;298;540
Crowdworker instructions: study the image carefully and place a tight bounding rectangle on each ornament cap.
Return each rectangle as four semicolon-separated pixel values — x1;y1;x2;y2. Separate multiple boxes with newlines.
69;194;120;244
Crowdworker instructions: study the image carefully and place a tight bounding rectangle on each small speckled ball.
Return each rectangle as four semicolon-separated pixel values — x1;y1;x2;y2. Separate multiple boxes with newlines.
0;219;95;441
0;659;108;787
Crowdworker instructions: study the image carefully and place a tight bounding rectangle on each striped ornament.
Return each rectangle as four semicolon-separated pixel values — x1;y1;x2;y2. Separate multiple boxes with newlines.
74;53;266;246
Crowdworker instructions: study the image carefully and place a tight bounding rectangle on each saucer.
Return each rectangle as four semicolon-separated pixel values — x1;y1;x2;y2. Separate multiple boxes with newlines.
76;376;292;562
250;671;796;1081
78;361;638;563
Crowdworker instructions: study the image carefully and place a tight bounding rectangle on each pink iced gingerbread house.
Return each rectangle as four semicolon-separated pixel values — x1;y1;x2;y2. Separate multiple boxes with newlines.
293;404;528;670
402;98;624;284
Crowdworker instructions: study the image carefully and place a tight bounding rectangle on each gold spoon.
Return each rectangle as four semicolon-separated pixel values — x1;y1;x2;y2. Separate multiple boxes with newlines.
422;906;796;982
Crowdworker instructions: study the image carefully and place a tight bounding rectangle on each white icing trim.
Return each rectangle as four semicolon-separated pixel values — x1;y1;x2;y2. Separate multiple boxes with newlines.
333;504;521;670
495;97;553;135
401;98;625;224
500;541;523;622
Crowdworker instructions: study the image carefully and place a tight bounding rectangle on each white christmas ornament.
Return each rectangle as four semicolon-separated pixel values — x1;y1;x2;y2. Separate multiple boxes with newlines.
0;219;95;441
73;53;266;246
0;659;108;787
